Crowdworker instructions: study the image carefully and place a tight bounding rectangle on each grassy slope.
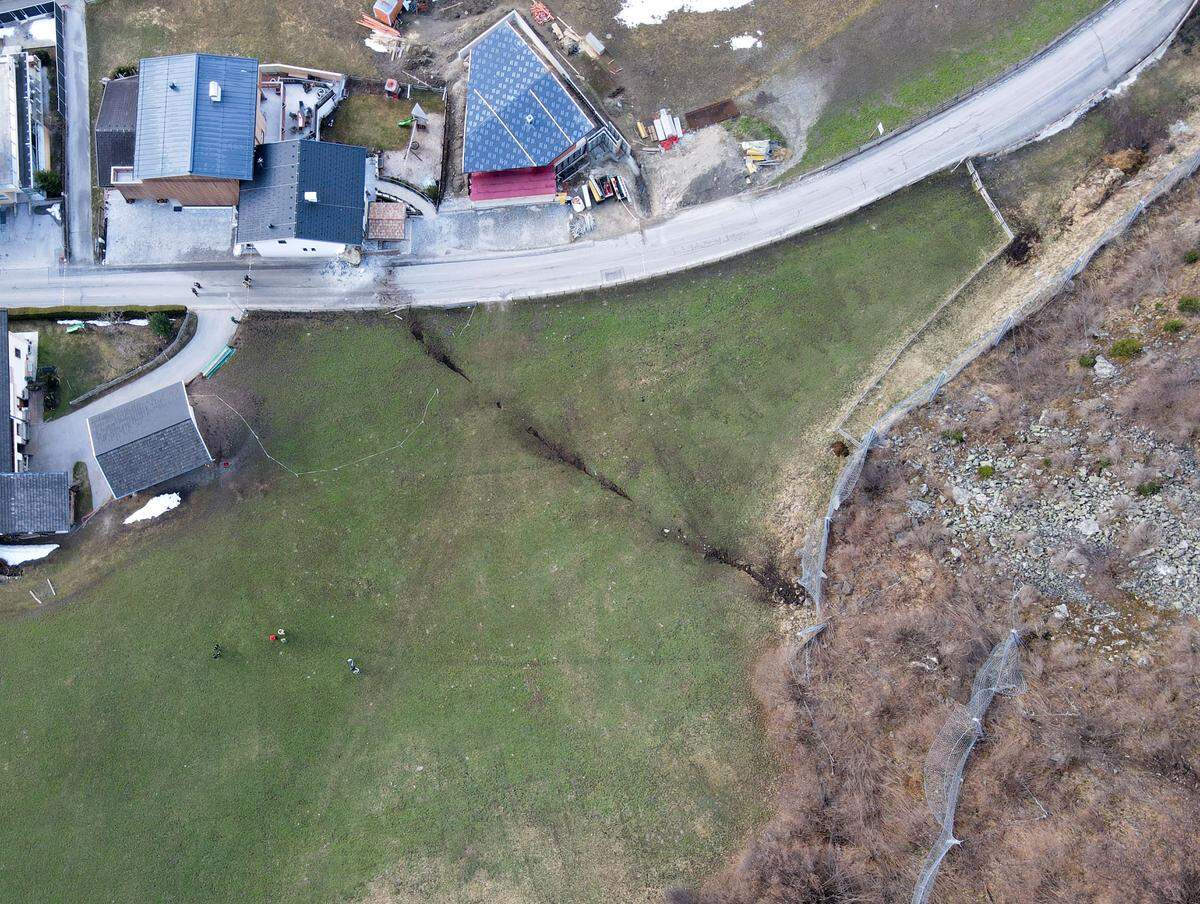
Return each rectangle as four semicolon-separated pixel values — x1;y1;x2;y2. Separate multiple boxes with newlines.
797;0;1108;171
0;323;775;903
428;175;1002;555
87;0;378;83
0;177;1001;904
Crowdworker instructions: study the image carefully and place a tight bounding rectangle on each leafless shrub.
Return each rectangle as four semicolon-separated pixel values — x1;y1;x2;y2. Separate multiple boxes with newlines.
1111;346;1200;445
1050;449;1079;470
1050;545;1089;575
1119;520;1162;559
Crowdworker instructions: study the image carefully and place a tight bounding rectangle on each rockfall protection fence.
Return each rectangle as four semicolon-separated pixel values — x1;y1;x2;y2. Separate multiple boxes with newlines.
793;140;1200;899
911;630;1025;904
799;142;1200;621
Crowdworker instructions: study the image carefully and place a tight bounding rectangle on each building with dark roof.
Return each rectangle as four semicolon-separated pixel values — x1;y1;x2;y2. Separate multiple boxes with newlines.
111;53;263;206
0;471;70;535
87;382;211;499
95;75;138;189
234;138;369;258
456;13;625;206
0;311;71;537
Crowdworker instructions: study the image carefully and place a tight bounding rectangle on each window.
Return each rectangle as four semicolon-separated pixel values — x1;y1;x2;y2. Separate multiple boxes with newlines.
12;348;19;359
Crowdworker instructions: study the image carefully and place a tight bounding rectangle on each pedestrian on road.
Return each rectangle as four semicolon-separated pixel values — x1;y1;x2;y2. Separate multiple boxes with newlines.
193;282;202;290
347;658;361;675
191;287;199;297
243;275;253;288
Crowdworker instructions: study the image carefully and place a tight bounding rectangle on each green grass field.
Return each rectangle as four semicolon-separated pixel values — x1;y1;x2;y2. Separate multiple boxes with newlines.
29;318;178;420
324;92;447;153
426;174;1003;556
87;0;378;85
796;0;1108;172
0;176;1002;903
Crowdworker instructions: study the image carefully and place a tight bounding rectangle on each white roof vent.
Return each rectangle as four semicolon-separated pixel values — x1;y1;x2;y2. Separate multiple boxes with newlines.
304;191;319;203
209;80;222;102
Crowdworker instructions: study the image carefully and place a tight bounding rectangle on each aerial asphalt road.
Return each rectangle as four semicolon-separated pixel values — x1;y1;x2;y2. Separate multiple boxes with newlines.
1;0;1192;312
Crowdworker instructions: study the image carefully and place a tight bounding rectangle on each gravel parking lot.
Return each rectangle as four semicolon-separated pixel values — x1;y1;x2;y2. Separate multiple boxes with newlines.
0;204;64;270
103;193;235;265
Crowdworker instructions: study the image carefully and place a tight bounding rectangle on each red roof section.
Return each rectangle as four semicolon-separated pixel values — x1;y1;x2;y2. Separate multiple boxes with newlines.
469;166;558;202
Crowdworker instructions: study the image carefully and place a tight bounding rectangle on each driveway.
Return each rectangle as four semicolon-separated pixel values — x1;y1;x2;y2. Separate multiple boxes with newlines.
103;195;236;265
29;308;239;509
0;0;1192;309
0;204;63;270
60;0;93;263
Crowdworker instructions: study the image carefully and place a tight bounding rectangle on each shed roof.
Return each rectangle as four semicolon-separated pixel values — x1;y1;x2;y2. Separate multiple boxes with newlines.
88;382;211;499
463;16;593;174
96;76;138;187
367;201;406;240
236;139;368;246
133;53;259;181
0;471;70;534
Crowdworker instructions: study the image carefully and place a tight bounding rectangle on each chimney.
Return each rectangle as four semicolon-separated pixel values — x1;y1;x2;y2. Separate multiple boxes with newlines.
304;191;318;203
209;80;222;102
168;81;179;90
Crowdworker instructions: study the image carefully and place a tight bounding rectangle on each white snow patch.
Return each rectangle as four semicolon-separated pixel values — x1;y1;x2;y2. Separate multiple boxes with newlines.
124;493;182;525
0;544;58;566
616;0;754;28
729;33;762;49
27;16;55;45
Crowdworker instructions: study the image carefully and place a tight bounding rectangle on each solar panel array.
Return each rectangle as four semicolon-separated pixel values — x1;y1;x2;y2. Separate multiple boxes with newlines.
463;21;593;174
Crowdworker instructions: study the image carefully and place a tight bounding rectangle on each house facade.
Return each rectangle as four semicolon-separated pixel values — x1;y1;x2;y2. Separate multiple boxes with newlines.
0;51;50;206
234;138;370;259
0;311;70;537
110;53;263;207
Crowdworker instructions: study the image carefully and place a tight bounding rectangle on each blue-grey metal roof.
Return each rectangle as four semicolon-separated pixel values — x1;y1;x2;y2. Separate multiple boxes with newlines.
463;20;593;174
88;382;211;499
133;53;259;181
0;471;70;535
236;139;368;246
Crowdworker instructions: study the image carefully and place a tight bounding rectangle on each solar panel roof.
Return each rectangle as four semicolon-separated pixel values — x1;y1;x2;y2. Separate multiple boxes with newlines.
463;19;594;174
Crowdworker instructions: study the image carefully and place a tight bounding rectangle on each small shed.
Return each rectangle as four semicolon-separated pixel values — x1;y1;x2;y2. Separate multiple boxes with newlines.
373;0;401;24
583;33;605;58
367;202;407;241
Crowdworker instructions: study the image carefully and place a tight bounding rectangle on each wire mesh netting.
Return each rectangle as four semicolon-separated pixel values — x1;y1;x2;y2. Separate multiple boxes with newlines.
791;145;1200;902
797;145;1200;624
912;631;1024;904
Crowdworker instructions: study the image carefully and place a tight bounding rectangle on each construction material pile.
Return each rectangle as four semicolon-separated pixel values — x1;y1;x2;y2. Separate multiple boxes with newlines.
741;139;789;174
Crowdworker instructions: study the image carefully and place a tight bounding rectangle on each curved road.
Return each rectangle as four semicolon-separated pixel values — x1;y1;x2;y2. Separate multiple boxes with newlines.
1;0;1193;317
30;310;238;507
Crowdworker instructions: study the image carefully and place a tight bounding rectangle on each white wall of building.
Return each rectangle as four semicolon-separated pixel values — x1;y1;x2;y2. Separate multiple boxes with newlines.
235;238;347;259
8;330;36;470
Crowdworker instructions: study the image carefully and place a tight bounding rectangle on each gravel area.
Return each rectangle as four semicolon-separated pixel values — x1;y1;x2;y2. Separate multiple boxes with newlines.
103;193;235;265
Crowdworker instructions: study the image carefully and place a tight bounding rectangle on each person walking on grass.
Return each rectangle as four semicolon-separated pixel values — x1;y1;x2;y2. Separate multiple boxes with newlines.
347;658;361;675
212;643;223;660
